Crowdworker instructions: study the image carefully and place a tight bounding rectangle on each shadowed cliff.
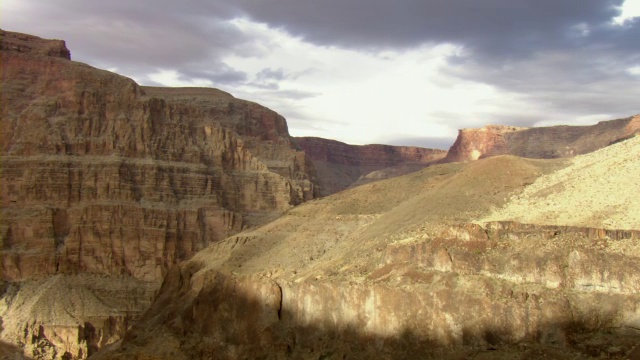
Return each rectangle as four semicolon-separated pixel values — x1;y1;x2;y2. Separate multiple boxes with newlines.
294;137;446;196
95;222;640;359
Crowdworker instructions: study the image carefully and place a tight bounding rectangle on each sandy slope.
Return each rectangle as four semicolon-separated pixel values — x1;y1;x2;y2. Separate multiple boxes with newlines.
480;135;640;230
94;144;640;360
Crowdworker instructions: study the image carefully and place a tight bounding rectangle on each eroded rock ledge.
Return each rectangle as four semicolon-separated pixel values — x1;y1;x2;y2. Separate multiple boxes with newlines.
98;222;640;359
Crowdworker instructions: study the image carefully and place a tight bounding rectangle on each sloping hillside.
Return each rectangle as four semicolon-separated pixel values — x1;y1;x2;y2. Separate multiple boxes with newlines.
98;137;640;359
481;135;640;229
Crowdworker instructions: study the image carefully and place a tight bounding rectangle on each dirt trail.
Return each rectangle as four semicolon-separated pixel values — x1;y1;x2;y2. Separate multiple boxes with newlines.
480;135;640;230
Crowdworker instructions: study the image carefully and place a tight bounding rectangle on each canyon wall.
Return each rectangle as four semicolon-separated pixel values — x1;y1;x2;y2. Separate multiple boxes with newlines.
0;29;318;359
294;137;446;195
3;28;639;359
98;222;640;359
445;116;640;162
1;29;317;283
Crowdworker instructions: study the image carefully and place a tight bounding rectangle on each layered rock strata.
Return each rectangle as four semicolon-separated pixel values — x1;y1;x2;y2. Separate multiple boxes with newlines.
1;29;317;282
0;29;317;359
445;115;640;162
294;137;446;195
1;275;157;360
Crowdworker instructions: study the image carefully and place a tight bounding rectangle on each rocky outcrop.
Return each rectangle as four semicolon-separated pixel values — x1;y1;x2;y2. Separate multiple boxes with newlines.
0;30;317;359
294;137;446;195
445;115;640;162
97;222;640;359
444;124;525;162
0;29;70;59
0;275;156;360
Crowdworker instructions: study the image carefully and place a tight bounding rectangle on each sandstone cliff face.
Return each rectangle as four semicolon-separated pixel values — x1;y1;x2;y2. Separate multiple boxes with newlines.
294;137;446;195
444;125;526;162
445;116;640;162
1;30;317;283
0;29;317;359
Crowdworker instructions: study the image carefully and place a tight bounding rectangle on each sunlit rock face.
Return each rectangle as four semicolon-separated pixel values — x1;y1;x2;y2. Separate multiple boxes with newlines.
96;223;640;359
0;29;318;282
0;29;318;359
294;137;446;195
445;116;640;162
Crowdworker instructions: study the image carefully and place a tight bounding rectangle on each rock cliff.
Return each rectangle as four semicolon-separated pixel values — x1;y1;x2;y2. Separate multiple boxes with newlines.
294;137;446;195
1;29;317;283
0;29;317;359
100;224;640;359
3;28;640;360
445;115;640;162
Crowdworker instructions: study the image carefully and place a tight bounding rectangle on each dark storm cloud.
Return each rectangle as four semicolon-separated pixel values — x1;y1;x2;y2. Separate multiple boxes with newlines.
230;0;638;128
3;0;638;135
3;0;254;85
257;68;287;82
11;0;629;68
235;0;624;55
251;68;286;89
251;68;315;90
443;21;640;127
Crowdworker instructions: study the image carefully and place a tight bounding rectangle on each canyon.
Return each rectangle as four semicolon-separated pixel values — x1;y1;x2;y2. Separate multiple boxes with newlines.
293;137;447;196
98;137;640;359
1;29;640;359
1;29;320;283
1;29;321;359
0;30;442;359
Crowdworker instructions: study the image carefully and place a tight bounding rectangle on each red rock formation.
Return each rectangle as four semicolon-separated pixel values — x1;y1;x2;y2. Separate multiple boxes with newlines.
1;30;318;283
0;29;318;359
444;125;525;162
0;29;70;59
294;137;446;195
445;116;640;162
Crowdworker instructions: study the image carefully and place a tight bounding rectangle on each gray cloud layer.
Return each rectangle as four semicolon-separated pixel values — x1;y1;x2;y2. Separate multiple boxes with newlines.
236;0;623;54
2;0;638;147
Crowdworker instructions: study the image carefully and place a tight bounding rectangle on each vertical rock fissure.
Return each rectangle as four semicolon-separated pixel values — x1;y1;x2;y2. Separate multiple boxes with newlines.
275;282;283;321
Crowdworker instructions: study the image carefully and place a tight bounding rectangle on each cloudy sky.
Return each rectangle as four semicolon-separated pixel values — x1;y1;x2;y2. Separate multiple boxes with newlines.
2;0;639;149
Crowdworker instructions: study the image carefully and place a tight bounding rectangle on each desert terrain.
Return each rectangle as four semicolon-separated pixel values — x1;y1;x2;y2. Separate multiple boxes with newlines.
1;29;640;360
96;136;640;360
